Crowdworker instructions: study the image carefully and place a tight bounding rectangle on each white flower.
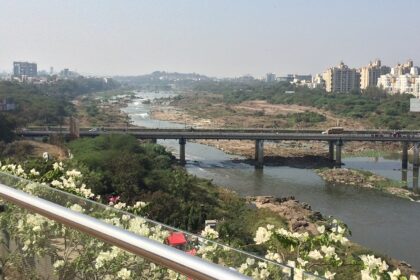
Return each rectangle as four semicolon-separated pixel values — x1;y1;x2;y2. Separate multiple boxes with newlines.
388;269;401;280
133;201;147;209
265;251;282;263
53;162;64;171
69;204;84;213
122;214;131;221
238;263;248;274
317;225;325;234
360;254;388;273
308;249;323;260
410;275;419;280
259;268;270;279
324;270;336;279
66;169;82;178
246;258;255;266
22;239;31;251
321;245;336;258
113;202;127;210
254;226;272;244
30;168;40;176
258;261;267;269
360;268;373;280
53;260;65;269
117;268;131;279
297;257;308;268
337;225;345;234
266;224;275;230
201;225;219;240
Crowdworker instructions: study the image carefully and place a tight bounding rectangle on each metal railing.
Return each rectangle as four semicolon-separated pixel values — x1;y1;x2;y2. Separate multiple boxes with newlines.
0;182;250;280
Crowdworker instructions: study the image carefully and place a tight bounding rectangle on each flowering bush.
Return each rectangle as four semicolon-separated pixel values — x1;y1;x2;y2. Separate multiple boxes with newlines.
0;161;418;280
252;221;418;280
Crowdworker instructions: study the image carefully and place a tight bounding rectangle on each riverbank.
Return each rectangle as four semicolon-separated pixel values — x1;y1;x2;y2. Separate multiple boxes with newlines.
150;97;403;159
245;195;419;277
317;168;420;201
73;91;420;273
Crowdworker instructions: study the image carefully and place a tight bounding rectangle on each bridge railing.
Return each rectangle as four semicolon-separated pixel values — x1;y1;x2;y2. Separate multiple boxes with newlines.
0;172;324;279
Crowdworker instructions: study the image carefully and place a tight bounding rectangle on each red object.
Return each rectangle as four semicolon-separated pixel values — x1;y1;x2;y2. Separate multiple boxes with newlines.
167;232;187;246
186;248;197;256
108;195;120;204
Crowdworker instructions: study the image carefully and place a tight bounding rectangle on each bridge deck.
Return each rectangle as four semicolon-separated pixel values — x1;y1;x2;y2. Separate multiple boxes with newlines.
19;129;420;142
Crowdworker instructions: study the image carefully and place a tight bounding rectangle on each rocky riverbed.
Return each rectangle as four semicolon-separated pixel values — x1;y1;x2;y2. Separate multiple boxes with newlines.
317;168;420;201
247;195;324;234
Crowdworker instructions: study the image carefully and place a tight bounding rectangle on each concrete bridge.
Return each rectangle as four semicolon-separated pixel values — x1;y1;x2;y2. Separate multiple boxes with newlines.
18;128;420;169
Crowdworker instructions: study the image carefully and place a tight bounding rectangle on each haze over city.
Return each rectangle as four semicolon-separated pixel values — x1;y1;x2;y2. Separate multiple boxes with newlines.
1;0;420;77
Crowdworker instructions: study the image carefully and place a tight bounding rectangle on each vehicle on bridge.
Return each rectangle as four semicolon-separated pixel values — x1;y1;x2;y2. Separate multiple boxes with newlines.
322;127;344;134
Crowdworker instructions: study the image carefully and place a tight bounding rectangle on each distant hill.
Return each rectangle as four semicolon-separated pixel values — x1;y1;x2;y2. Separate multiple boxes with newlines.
114;71;212;89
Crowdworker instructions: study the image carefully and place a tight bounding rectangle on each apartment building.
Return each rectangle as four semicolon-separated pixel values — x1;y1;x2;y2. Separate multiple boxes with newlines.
322;62;360;93
13;61;37;78
360;59;390;89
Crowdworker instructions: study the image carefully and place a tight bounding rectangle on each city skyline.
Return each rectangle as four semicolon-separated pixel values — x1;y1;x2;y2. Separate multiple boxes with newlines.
1;0;420;77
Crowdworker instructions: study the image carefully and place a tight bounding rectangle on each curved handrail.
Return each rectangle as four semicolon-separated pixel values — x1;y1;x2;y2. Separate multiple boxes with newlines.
0;183;251;280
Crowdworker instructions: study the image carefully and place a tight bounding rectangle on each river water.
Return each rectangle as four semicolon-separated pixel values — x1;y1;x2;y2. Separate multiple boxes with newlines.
122;92;420;269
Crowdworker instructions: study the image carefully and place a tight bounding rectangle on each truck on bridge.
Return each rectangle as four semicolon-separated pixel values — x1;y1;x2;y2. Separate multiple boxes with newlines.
322;127;344;135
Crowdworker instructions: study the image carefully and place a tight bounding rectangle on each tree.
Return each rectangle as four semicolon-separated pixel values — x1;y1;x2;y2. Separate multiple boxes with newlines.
0;113;15;142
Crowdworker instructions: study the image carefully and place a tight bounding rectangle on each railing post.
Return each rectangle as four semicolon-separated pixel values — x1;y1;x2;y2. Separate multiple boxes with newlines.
179;138;186;165
255;140;264;169
402;142;408;170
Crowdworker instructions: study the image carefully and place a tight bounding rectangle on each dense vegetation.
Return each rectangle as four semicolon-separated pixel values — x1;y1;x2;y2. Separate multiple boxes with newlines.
194;80;420;129
0;113;15;142
286;111;326;126
0;78;119;127
66;134;282;245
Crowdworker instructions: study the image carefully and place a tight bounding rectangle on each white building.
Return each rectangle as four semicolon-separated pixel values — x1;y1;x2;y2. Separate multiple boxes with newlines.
414;78;420;98
377;65;420;96
377;74;394;93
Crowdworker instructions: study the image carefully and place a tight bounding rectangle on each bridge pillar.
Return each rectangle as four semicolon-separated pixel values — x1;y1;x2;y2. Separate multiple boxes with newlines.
335;139;343;167
413;143;420;168
328;141;334;161
179;138;186;165
402;142;408;170
255;140;264;169
150;138;157;144
413;166;419;191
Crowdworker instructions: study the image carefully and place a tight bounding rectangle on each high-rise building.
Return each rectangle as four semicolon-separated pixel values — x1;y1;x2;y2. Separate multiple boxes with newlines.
13;61;37;77
322;62;360;93
360;59;390;89
391;60;413;76
266;73;276;82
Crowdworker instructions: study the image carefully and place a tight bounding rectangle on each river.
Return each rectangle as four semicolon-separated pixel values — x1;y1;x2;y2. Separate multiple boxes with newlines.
122;91;420;269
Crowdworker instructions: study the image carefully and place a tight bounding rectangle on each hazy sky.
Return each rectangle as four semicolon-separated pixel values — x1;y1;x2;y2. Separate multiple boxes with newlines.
1;0;419;77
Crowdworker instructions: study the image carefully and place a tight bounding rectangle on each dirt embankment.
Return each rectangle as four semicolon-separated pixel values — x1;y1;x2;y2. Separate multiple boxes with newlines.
1;140;68;160
151;98;401;160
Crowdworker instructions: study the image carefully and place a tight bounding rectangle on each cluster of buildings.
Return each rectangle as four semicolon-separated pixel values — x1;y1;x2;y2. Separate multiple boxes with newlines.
265;59;420;97
265;73;313;85
0;61;80;83
315;59;420;97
